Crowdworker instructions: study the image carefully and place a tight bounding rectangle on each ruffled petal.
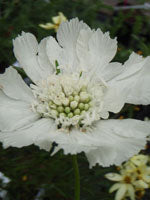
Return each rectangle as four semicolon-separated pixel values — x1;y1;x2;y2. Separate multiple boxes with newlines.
47;128;98;155
57;18;89;72
86;119;150;168
0;118;54;151
0;67;34;102
46;37;65;68
13;32;52;83
37;37;54;77
110;53;150;105
76;28;117;76
88;29;117;73
0;90;39;131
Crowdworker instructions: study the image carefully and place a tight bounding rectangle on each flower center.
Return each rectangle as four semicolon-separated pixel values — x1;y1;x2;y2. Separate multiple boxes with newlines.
124;176;131;184
31;74;106;129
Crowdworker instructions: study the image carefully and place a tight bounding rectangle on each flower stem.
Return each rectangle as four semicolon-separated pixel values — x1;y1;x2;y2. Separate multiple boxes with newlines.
72;155;80;200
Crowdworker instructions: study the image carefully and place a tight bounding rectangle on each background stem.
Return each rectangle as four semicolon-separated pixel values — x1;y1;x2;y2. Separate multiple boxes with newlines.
72;155;80;200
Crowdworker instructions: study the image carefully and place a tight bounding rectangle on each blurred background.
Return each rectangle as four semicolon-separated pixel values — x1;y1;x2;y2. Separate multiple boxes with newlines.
0;0;150;199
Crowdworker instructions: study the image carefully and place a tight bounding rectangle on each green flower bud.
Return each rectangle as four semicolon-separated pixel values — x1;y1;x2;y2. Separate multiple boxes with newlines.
80;92;89;103
81;86;87;92
65;107;71;113
72;91;78;96
57;106;64;113
59;113;66;117
81;110;86;115
84;104;89;111
68;112;73;118
69;95;74;102
78;103;85;110
74;108;80;115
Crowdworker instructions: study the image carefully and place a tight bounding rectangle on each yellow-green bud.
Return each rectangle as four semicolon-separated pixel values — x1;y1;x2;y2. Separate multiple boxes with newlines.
57;106;64;113
81;110;86;115
84;104;89;111
68;112;73;118
78;103;85;110
81;86;87;92
59;113;66;117
48;101;53;106
69;95;74;102
65;107;71;113
74;108;80;115
80;92;89;103
72;91;78;96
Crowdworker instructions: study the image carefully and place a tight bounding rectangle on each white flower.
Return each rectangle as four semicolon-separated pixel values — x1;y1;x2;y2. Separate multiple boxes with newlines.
0;18;150;168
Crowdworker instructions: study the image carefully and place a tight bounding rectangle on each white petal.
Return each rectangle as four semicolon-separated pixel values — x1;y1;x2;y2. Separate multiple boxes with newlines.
126;184;135;200
86;146;117;168
0;67;34;102
109;183;122;193
88;29;117;73
46;36;65;68
115;184;127;200
101;86;125;115
0;90;39;131
57;18;89;51
57;18;89;72
37;37;54;77
101;62;123;82
111;52;150;105
105;173;123;181
76;28;93;71
0;118;54;150
13;32;52;83
47;128;98;155
86;119;150;167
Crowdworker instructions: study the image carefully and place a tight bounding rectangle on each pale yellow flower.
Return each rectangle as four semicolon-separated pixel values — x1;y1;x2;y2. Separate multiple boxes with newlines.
105;172;136;200
130;154;149;166
39;12;67;32
105;154;150;200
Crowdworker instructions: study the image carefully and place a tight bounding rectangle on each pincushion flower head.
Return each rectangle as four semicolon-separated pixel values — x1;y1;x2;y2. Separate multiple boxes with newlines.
0;18;150;168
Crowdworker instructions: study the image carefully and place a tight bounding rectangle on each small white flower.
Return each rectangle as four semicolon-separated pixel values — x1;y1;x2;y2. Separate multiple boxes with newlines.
0;18;150;168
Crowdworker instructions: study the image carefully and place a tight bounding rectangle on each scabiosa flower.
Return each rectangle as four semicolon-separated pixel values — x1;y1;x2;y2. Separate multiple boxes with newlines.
39;12;67;32
0;18;150;168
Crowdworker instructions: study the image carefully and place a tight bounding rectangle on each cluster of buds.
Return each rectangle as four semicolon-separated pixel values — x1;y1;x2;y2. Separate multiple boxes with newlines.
105;154;150;200
48;90;92;119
